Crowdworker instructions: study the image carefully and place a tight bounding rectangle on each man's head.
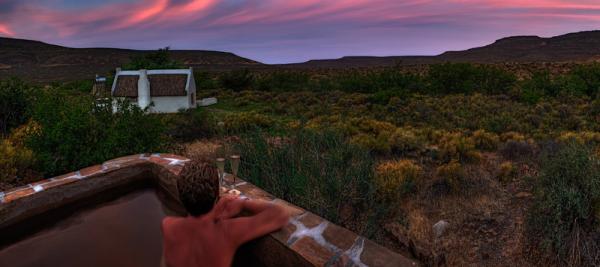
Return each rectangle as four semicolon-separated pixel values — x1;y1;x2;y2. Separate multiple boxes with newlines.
177;160;219;216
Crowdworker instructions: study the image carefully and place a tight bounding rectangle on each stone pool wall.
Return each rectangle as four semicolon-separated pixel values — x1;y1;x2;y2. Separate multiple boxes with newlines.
0;153;418;267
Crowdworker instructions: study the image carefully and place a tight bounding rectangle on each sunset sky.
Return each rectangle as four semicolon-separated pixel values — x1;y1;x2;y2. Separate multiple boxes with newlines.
1;0;600;63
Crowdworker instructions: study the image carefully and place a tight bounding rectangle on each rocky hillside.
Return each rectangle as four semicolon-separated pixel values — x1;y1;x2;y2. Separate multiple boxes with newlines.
0;37;262;83
3;30;600;81
286;30;600;68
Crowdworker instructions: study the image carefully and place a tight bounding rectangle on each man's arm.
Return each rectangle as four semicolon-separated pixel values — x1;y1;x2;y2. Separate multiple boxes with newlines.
221;199;290;246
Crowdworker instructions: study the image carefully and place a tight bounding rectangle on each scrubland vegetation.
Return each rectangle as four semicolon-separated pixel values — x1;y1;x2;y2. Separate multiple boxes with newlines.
2;61;600;266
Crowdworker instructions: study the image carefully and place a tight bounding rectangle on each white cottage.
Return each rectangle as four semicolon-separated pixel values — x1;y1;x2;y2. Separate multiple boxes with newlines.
111;68;197;113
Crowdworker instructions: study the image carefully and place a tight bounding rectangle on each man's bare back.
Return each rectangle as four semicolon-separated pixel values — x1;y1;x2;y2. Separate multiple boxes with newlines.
161;195;289;267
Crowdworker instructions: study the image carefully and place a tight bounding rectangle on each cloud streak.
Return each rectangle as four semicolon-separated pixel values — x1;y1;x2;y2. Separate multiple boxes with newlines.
1;0;600;63
0;23;13;36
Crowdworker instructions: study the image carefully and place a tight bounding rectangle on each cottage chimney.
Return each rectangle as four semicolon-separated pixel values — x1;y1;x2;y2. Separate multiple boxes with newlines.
138;69;151;109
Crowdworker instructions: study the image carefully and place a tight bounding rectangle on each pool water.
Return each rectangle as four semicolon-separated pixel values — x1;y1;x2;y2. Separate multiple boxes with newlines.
0;189;170;267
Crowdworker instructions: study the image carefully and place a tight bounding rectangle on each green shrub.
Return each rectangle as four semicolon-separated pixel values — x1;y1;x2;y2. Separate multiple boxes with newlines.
0;138;35;183
497;161;516;183
570;63;600;98
519;71;555;103
527;142;600;266
591;98;600;116
390;127;426;154
375;159;422;202
557;131;600;146
222;111;274;134
164;108;215;141
435;160;465;193
234;130;380;235
27;92;165;176
219;69;255;91
255;71;311;92
0;78;34;135
471;130;500;151
350;133;391;155
194;72;220;90
315;68;421;93
436;132;479;162
499;140;535;161
50;79;95;94
427;63;515;94
123;47;183;70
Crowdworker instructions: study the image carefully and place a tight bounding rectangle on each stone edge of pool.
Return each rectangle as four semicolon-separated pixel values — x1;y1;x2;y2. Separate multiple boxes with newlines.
0;153;419;267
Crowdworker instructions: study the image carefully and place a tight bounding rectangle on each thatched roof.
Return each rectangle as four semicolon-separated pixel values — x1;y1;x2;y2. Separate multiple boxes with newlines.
113;74;188;97
113;75;138;97
149;74;188;96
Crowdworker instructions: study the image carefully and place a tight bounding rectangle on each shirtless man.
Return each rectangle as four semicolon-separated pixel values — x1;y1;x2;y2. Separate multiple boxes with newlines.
161;161;290;267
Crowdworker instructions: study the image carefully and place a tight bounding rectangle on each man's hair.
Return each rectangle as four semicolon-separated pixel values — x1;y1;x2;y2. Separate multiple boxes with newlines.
177;160;219;216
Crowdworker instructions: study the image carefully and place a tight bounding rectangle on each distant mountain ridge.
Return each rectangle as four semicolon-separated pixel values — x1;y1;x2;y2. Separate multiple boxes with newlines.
0;37;261;82
286;30;600;68
2;30;600;82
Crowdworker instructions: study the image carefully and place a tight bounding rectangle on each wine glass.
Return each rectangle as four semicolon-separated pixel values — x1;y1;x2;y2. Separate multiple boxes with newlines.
230;155;240;189
216;157;225;188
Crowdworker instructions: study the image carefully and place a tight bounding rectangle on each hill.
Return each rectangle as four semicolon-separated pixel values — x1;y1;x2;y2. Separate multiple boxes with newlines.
0;37;262;83
285;30;600;68
3;30;600;82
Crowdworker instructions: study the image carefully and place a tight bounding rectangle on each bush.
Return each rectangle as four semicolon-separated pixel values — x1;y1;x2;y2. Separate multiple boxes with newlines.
390;127;426;154
570;63;600;98
499;140;535;161
591;98;600;116
471;130;500;151
557;131;600;146
329;68;421;93
435;160;465;193
219;69;255;91
350;133;391;155
27;92;165;176
427;63;516;94
234;130;381;235
51;79;95;94
519;71;556;103
123;47;183;70
222;111;274;133
497;161;516;183
164;108;215;141
527;142;600;266
500;131;526;142
375;160;422;202
0;138;35;184
255;71;311;92
0;78;33;135
436;132;479;162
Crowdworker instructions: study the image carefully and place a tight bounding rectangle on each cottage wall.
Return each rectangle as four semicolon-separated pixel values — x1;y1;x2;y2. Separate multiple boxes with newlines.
150;96;190;113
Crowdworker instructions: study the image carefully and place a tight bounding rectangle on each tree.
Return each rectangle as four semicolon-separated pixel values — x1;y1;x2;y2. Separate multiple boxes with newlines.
123;47;183;70
0;78;33;136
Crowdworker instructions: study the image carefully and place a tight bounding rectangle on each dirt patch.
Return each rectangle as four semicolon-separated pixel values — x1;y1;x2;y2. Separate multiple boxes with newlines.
380;153;542;266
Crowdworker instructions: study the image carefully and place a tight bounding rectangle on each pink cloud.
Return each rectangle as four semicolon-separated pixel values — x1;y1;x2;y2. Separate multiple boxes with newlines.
6;0;600;37
119;0;170;28
0;23;13;36
209;0;380;26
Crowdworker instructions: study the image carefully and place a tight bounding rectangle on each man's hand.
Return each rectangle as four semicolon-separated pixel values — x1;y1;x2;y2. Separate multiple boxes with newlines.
214;195;247;221
221;199;290;246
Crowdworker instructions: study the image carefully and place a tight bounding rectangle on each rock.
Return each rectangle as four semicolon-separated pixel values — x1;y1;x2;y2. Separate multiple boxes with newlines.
515;192;533;198
198;97;217;107
433;220;449;238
